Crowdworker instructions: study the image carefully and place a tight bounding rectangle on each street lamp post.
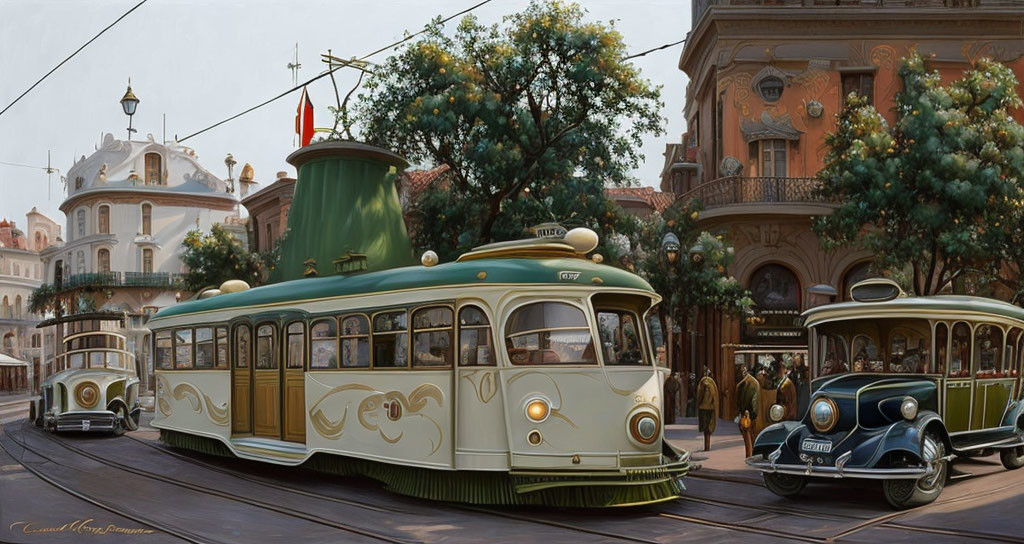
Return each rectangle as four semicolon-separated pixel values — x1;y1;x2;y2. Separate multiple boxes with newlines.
120;80;140;141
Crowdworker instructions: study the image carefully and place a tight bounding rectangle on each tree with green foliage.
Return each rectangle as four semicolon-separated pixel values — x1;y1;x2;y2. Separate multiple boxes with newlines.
633;203;753;370
180;224;264;292
814;52;1024;296
354;0;663;260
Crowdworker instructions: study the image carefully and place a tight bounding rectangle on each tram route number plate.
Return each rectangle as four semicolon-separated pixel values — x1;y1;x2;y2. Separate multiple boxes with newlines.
801;438;832;453
81;420;90;431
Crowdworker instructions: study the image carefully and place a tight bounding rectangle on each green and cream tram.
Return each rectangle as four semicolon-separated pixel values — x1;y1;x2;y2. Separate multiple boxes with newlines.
748;279;1024;508
148;231;690;507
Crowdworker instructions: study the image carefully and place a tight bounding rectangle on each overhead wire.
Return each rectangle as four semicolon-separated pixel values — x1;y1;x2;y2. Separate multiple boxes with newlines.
0;0;150;119
622;38;687;61
177;0;495;143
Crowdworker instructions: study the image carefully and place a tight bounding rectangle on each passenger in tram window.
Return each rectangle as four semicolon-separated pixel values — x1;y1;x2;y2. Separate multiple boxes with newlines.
339;315;369;368
458;307;494;366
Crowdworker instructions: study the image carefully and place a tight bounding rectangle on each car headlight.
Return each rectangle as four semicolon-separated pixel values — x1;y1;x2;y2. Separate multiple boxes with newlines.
629;411;660;444
900;396;918;420
810;397;838;433
525;398;550;422
769;404;785;422
74;381;100;409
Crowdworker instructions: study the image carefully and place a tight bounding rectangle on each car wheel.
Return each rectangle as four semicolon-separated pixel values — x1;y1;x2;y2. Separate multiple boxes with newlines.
883;433;947;509
763;472;807;498
1000;446;1024;470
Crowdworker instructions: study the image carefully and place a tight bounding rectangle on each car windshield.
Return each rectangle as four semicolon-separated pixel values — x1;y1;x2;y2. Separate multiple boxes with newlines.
815;318;933;376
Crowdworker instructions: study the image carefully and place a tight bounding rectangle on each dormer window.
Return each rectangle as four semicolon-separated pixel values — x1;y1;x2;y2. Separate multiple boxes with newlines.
145;153;162;185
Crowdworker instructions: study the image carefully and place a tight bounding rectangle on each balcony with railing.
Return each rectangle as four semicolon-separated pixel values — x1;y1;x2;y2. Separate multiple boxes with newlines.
679;176;836;220
53;271;185;292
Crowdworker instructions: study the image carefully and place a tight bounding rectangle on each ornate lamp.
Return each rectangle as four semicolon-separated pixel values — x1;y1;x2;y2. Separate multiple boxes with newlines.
689;241;705;264
120;80;140;141
661;232;680;263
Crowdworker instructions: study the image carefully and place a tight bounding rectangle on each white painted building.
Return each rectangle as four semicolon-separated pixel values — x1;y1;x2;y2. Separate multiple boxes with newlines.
39;133;243;392
0;210;60;393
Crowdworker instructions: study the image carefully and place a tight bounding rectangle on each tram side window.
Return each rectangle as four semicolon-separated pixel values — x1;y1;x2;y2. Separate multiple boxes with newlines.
195;327;214;368
646;313;667;367
505;302;597;365
286;322;305;370
340;315;369;368
596;309;646;365
155;331;172;369
256;324;277;369
974;324;1003;376
175;329;193;369
458;306;495;366
373;311;409;368
851;335;881;372
215;327;228;369
235;326;251;368
310;318;339;369
412;306;453;368
951;322;971;376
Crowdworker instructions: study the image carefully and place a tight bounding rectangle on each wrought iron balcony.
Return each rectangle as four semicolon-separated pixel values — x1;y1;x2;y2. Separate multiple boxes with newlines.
679;176;832;214
53;271;184;292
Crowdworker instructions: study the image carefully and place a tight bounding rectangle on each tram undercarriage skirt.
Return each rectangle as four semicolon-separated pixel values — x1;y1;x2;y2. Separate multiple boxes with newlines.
159;430;689;507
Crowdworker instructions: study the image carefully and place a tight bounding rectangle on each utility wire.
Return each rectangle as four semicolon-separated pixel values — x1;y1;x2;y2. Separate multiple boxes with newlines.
0;160;49;170
178;0;494;143
0;0;150;120
622;38;687;61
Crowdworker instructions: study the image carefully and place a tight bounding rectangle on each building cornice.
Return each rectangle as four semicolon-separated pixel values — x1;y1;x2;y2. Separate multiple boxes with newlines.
60;188;237;214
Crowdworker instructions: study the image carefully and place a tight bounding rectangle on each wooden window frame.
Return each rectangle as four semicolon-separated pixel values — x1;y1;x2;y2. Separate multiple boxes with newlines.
255;323;279;370
145;153;162;185
234;324;252;369
309;317;340;370
141;203;152;236
285;321;306;370
411;305;454;369
371;309;410;370
97;205;110;234
338;313;371;369
457;305;496;367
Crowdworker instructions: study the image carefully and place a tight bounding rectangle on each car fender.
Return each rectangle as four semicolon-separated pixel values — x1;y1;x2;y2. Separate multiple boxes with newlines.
752;421;802;456
1001;399;1024;431
860;410;946;468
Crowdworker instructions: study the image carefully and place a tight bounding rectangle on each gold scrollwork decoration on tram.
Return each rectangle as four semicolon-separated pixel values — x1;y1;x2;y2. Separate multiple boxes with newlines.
309;383;446;454
161;381;230;427
507;371;577;428
460;369;498;404
157;376;172;417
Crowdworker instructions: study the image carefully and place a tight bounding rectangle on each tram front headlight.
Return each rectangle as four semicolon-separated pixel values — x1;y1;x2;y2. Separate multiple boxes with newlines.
74;381;100;409
629;411;661;445
525;398;550;422
810;397;838;433
900;396;919;421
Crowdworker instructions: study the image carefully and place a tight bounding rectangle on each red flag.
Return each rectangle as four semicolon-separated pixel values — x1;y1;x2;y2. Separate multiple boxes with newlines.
296;87;314;147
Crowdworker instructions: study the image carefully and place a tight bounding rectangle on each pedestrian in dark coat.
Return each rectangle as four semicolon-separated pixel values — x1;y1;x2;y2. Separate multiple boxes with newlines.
736;367;759;457
696;369;719;451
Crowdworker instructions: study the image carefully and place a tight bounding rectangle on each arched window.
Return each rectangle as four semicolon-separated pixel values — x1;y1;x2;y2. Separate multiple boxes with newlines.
76;209;86;238
286;322;305;370
412;306;453;368
141;203;152;235
34;231;42;248
142;248;153;274
76;250;85;274
974;324;1003;376
97;248;110;273
951;322;971;376
310;318;338;369
458;306;495;366
2;332;13;355
749;264;801;311
934;323;949;376
145;153;162;185
98;205;110;234
505;302;596;365
14;295;21;319
340;315;369;368
1;296;9;319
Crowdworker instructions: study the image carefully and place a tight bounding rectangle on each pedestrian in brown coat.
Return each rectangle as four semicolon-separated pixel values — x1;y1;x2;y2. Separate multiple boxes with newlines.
775;361;798;421
696;369;719;451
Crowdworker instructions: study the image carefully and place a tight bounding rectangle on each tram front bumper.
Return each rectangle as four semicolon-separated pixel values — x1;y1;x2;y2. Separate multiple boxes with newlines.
745;450;932;480
510;450;692;494
52;411;118;432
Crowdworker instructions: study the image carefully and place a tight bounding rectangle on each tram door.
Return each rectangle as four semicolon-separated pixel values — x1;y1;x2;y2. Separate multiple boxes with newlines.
251;323;282;438
232;325;252;434
454;304;507;469
282;322;306;443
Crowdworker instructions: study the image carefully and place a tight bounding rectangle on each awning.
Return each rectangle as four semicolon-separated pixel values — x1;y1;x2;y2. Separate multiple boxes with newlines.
0;353;29;367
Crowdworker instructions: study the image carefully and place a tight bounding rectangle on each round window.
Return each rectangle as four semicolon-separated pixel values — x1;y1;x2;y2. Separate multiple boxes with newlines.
758;76;784;103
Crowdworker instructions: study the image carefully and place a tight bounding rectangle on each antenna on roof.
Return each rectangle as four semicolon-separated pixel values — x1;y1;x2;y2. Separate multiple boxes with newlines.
44;150;61;201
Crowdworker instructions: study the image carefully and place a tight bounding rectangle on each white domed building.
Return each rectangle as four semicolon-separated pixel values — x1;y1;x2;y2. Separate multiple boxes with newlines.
39;133;245;392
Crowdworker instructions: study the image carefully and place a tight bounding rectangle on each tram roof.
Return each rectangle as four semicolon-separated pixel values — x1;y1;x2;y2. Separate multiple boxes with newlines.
151;257;654;321
803;295;1024;327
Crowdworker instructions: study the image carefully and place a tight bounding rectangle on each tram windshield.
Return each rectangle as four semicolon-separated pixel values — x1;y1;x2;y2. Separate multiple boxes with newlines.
505;301;597;365
815;318;933;376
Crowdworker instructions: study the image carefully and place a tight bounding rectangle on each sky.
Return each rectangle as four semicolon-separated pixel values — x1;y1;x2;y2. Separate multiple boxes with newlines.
0;0;691;228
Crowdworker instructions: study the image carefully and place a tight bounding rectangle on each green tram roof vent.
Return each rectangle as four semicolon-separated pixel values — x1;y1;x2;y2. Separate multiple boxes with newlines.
270;141;415;283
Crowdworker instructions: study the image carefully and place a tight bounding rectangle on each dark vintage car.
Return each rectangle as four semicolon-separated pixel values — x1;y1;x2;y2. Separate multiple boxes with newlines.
747;279;1024;509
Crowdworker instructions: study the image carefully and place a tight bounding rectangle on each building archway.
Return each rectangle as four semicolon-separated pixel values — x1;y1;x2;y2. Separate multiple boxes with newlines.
841;261;874;301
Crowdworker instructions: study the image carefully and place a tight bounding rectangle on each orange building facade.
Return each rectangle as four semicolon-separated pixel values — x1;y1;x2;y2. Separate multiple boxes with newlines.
663;1;1024;419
